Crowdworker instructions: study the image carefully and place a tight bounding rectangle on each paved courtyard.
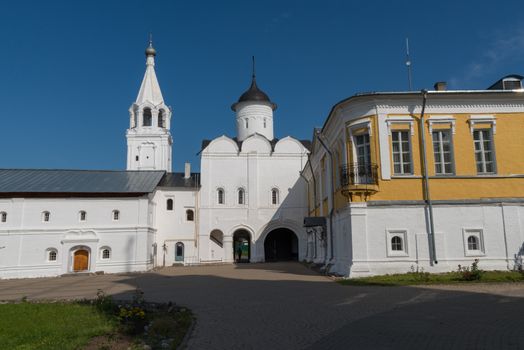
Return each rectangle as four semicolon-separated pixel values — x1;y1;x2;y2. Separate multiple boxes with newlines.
0;262;523;349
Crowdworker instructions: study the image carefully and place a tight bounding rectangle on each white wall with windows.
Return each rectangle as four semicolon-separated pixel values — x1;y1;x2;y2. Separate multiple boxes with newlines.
327;202;524;278
0;196;154;279
198;134;309;263
151;188;198;266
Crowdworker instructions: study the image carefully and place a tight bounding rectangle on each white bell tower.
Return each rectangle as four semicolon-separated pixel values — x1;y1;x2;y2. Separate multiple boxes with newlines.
126;39;172;172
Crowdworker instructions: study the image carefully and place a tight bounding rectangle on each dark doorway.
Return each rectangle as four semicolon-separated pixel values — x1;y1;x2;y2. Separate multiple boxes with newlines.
233;230;251;263
264;228;299;261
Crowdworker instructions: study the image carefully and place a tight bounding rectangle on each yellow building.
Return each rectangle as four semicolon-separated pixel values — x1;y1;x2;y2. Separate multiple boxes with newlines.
302;75;524;277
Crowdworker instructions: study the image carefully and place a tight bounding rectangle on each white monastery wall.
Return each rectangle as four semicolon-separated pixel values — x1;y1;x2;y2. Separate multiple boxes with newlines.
0;197;154;279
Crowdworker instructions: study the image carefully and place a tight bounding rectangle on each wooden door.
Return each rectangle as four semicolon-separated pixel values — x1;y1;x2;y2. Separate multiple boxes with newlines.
73;250;89;272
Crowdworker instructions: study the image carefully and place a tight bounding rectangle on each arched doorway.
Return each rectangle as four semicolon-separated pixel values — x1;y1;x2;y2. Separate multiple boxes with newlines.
73;249;89;272
264;228;298;261
233;230;251;263
175;242;184;262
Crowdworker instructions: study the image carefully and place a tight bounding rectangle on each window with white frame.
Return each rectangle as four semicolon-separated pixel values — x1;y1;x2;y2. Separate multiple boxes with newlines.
47;248;57;262
217;188;225;204
166;198;174;211
271;188;279;205
238;188;245;205
100;247;111;260
0;211;6;223
391;131;412;175
432;129;454;175
463;229;485;256
79;210;86;222
386;230;408;256
42;211;50;222
112;210;120;221
473;129;495;174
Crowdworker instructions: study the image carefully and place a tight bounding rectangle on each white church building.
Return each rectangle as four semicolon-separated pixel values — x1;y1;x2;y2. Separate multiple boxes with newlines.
0;42;310;279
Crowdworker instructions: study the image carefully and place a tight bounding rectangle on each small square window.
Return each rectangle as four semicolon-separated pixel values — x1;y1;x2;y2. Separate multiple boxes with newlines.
386;230;408;257
463;229;485;256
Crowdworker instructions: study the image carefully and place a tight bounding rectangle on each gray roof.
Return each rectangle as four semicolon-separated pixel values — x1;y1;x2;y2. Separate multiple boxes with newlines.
0;169;165;194
158;172;200;188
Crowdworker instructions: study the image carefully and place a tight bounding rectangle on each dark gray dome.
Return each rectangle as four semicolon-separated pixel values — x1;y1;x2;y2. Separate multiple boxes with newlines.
231;77;277;111
145;43;156;57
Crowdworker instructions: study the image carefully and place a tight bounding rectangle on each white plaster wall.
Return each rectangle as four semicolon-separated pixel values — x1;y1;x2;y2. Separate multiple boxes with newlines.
152;188;198;266
326;203;524;278
0;196;154;279
235;102;274;141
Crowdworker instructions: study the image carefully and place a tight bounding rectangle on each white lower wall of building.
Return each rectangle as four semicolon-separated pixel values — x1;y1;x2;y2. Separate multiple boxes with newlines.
319;202;524;278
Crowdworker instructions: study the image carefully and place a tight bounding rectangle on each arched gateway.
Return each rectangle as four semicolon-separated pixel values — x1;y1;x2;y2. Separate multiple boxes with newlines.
233;229;251;263
264;228;298;261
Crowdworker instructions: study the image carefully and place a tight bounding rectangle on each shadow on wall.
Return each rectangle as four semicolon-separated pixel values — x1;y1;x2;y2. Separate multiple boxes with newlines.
261;175;308;261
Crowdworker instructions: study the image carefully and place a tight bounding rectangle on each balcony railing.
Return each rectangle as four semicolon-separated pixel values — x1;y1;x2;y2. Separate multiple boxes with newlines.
340;163;379;187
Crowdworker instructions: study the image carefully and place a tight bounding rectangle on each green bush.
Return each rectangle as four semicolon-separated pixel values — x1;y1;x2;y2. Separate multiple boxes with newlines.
457;259;484;281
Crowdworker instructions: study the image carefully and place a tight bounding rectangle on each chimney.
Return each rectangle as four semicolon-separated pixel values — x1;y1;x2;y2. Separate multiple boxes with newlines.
184;162;191;179
434;81;447;91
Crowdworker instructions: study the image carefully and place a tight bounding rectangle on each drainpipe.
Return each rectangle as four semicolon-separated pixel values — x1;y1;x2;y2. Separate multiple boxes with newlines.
316;132;335;262
419;90;438;264
500;203;510;270
299;171;311;260
307;154;319;260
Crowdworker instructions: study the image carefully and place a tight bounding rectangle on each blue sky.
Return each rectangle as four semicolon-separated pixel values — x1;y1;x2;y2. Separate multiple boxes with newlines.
1;0;523;172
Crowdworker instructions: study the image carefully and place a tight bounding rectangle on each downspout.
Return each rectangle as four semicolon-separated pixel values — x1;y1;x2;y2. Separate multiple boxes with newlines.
316;132;335;262
500;203;510;270
307;155;318;259
419;90;438;264
299;171;311;259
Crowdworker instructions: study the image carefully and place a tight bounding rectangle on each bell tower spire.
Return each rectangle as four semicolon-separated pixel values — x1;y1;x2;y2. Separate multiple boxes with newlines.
126;38;173;172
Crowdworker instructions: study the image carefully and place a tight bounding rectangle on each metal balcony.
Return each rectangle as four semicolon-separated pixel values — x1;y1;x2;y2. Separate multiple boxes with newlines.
340;163;379;196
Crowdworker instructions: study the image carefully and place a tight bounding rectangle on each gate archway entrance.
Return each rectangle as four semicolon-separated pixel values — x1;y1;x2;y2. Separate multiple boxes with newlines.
264;228;298;261
233;230;251;263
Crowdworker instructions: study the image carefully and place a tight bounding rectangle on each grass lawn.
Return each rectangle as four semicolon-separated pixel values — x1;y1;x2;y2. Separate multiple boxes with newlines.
338;270;524;286
0;302;117;350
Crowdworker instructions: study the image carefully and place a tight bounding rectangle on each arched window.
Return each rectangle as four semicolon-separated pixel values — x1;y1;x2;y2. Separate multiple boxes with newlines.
263;118;267;128
47;248;57;262
112;210;120;221
0;212;6;223
79;210;86;222
166;198;174;211
245;119;249;128
42;211;50;222
175;242;184;261
143;108;152;126
186;209;194;221
238;188;245;205
158;109;165;128
100;247;111;260
271;188;279;205
391;236;403;251
217;188;225;204
467;236;479;250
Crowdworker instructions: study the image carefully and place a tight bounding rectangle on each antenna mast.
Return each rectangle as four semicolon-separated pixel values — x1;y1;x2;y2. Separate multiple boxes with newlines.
405;38;413;91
